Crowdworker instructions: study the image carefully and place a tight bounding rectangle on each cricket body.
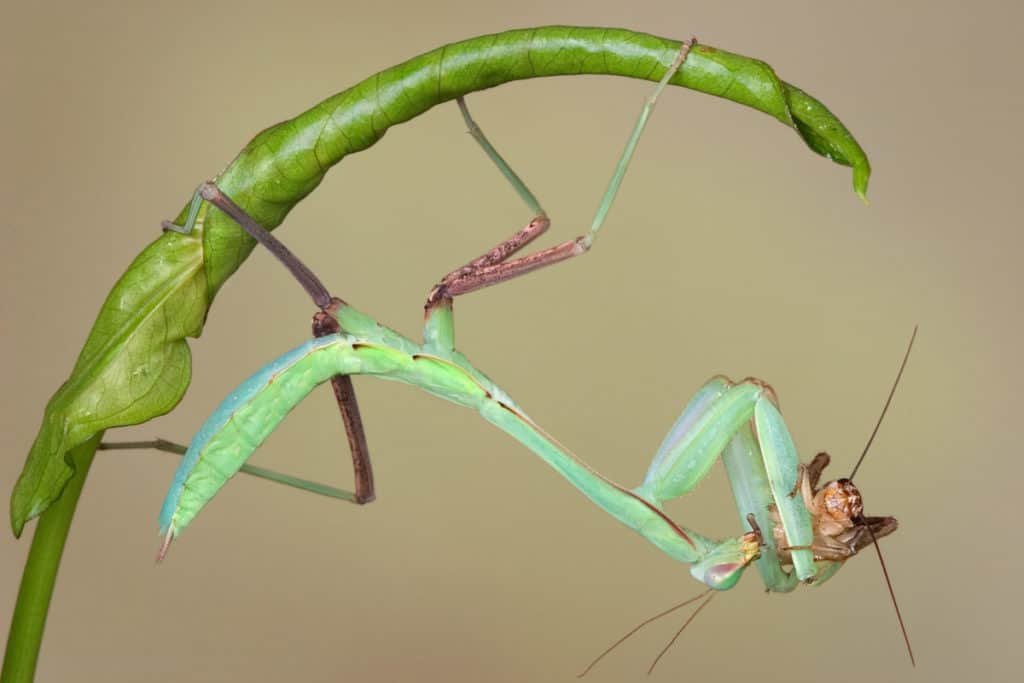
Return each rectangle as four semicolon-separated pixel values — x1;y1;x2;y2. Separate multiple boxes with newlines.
146;36;913;666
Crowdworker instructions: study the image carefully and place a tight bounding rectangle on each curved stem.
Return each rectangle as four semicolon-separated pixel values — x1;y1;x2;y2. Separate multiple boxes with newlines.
2;434;99;683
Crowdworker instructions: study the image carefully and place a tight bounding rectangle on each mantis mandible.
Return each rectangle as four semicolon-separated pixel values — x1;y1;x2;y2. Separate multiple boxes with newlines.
111;39;913;669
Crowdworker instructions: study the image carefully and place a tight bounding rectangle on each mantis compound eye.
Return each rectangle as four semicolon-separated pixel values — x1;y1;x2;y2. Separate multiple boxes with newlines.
820;478;864;524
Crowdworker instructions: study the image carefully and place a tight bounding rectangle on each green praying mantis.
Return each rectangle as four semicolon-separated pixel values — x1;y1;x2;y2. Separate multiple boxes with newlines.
94;37;916;671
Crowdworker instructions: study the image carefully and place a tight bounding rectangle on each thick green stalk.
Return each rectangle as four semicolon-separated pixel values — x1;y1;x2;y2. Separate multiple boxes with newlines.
2;434;99;683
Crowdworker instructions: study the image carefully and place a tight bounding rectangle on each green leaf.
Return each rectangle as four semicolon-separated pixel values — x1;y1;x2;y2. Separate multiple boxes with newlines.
11;230;206;535
10;26;871;536
782;83;871;200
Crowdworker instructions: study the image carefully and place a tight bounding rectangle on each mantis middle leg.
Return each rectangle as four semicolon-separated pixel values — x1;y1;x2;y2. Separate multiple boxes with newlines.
423;39;697;324
151;183;379;505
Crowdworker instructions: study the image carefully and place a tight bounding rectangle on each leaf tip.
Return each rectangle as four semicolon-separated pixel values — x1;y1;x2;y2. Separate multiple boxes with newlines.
10;483;43;539
10;496;48;539
854;161;871;205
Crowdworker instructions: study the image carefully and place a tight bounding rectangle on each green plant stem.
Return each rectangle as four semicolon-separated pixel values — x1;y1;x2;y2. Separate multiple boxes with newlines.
3;434;99;683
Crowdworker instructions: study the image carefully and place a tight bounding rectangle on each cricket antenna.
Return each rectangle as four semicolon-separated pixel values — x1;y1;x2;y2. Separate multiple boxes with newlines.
864;524;915;666
577;588;712;677
849;325;918;480
846;325;917;665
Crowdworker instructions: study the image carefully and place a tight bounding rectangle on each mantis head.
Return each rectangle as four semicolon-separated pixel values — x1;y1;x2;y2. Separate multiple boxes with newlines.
688;526;761;591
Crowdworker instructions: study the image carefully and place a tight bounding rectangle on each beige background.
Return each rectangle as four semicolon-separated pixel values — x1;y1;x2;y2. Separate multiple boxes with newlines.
2;1;1019;681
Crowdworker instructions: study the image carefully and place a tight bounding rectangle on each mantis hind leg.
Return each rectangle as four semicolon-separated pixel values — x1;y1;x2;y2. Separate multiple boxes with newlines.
163;182;376;505
313;300;375;503
423;39;697;346
98;439;361;502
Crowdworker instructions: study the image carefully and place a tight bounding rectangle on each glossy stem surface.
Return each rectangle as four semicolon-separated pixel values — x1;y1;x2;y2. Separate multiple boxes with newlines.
3;434;99;683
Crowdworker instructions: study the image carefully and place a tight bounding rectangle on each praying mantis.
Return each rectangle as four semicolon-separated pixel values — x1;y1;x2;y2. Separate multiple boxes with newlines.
107;38;916;670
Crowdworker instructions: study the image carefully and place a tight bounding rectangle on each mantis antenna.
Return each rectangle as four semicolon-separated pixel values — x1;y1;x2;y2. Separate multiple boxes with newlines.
577;588;712;677
646;591;715;675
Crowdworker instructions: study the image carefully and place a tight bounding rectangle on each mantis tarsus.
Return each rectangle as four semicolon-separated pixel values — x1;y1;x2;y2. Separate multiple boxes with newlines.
104;39;915;669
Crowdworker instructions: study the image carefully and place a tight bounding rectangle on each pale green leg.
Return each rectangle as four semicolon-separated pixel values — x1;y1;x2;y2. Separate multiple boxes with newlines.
753;399;817;581
646;376;731;480
637;381;767;500
722;417;801;592
456;97;544;217
161;185;207;234
644;377;798;590
581;41;693;249
99;440;358;502
423;300;455;352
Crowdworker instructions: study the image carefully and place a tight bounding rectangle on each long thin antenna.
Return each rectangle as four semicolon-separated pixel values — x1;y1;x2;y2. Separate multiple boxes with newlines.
577;589;711;677
849;325;918;480
646;591;715;675
866;525;916;666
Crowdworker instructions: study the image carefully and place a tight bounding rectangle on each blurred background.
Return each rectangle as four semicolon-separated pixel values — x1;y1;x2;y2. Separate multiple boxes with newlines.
2;1;1019;681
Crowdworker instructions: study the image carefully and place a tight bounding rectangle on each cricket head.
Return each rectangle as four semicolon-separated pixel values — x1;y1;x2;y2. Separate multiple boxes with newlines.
819;478;863;523
798;472;900;560
816;326;917;559
819;477;901;539
802;325;917;563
